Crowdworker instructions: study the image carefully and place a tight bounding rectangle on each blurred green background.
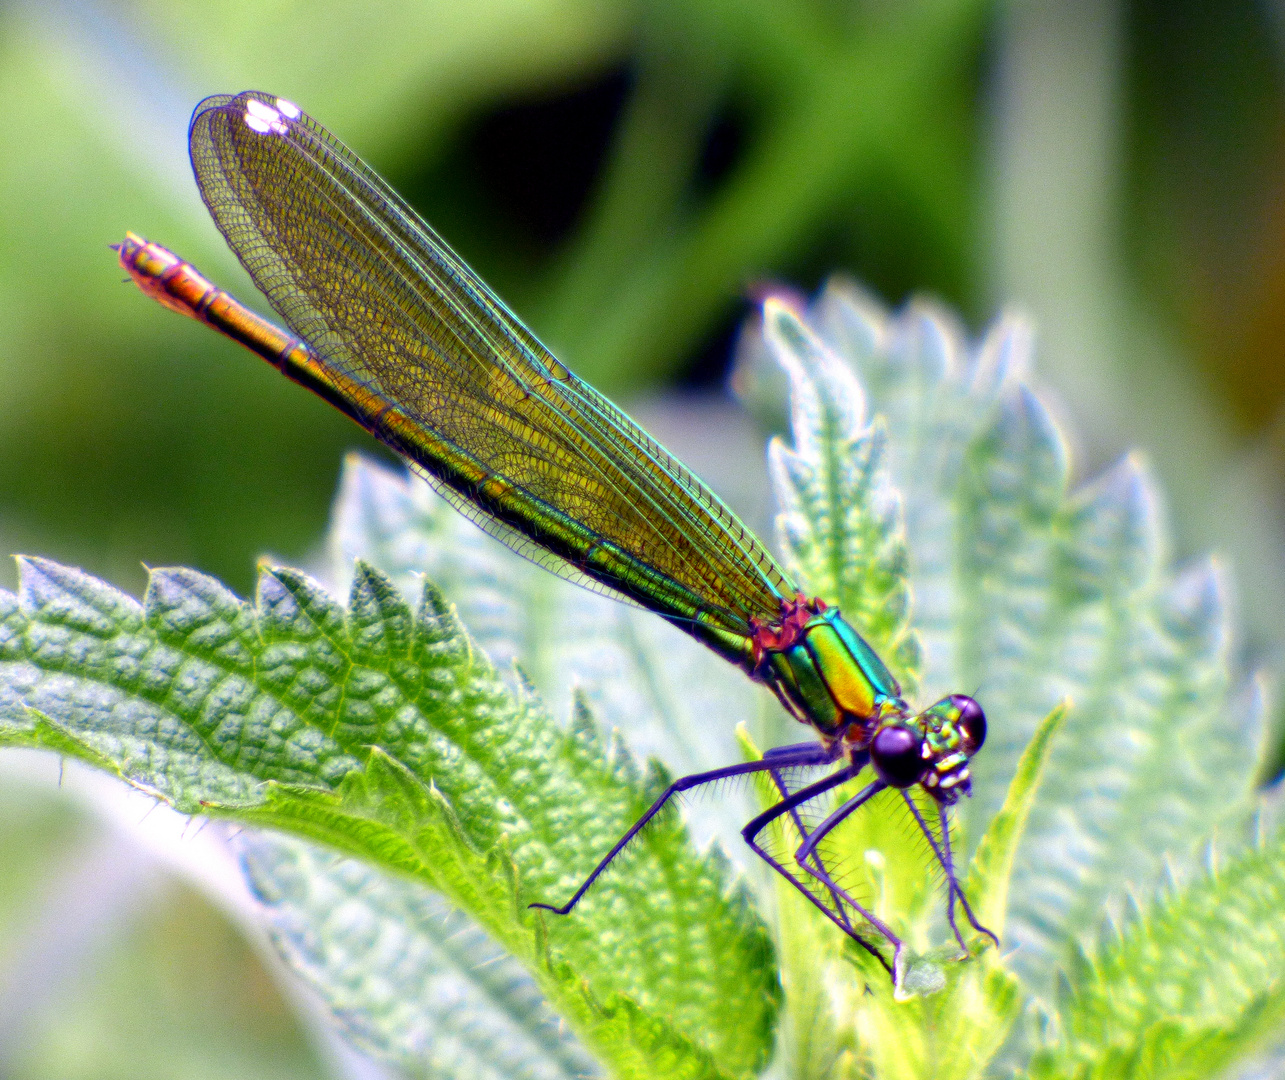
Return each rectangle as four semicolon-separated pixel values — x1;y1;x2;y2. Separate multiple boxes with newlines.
3;0;1285;1076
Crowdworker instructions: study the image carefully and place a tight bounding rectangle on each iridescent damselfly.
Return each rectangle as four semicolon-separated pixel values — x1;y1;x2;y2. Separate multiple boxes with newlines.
115;91;995;985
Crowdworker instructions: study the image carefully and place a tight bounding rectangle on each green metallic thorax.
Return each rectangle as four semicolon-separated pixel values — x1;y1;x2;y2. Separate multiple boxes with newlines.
759;607;905;741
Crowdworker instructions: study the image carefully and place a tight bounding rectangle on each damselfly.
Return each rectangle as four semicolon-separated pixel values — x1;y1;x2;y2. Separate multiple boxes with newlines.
116;91;995;984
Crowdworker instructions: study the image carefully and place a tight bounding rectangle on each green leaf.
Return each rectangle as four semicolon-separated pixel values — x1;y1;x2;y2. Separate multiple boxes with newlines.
0;556;778;1079
733;281;1278;1079
966;701;1070;938
763;298;921;692
754;299;984;999
1028;827;1285;1080
798;282;1268;988
241;831;601;1080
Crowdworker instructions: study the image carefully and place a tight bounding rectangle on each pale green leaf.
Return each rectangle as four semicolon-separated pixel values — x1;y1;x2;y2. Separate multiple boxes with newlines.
1027;826;1285;1080
241;831;601;1080
732;281;1278;1079
795;281;1267;986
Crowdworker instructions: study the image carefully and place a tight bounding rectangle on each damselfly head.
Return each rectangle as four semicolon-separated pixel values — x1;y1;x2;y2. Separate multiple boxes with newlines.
909;693;988;804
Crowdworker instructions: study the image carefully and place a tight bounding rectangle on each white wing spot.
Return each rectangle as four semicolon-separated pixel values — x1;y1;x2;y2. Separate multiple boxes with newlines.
276;98;301;119
245;98;280;123
243;97;290;136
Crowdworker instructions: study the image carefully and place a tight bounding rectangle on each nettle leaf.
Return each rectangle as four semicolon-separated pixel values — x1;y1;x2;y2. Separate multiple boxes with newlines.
743;289;1268;917
733;304;1049;1077
1027;827;1285;1080
240;831;601;1080
764;299;921;693
801;284;1267;985
0;556;777;1080
731;283;1280;1079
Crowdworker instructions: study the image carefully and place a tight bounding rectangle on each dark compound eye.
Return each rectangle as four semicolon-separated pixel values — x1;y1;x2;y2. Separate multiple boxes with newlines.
870;724;924;788
950;694;986;754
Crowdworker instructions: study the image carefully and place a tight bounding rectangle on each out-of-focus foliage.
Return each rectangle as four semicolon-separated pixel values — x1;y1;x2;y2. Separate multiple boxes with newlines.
6;0;1285;655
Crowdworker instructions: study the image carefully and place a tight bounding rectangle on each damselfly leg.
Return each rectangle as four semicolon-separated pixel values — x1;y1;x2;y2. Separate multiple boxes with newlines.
741;765;894;971
529;742;840;917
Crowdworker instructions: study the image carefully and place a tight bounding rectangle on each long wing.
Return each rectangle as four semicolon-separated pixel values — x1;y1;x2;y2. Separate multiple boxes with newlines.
188;91;794;658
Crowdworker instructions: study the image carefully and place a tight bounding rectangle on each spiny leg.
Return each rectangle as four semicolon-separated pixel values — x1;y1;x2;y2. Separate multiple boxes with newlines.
768;770;852;935
530;743;832;916
897;793;998;952
937;801;998;948
764;745;865;933
741;766;891;973
899;792;968;951
791;780;907;979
